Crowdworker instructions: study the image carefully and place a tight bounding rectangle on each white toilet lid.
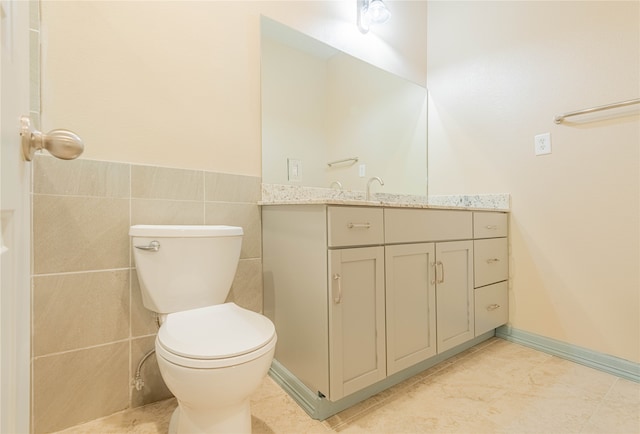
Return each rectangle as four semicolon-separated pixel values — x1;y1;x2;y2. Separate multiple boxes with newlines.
157;303;275;360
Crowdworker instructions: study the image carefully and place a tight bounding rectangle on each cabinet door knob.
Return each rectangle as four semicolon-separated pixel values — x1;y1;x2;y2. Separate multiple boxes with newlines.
486;304;501;311
485;225;498;230
333;273;342;304
486;258;500;264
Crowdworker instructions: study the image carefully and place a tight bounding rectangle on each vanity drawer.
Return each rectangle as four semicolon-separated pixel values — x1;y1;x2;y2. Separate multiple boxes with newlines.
328;206;384;247
384;209;472;243
474;237;508;287
475;281;508;336
474;212;508;239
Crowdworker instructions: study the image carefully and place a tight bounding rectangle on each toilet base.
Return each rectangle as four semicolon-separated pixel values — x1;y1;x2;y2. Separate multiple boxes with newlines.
168;400;252;434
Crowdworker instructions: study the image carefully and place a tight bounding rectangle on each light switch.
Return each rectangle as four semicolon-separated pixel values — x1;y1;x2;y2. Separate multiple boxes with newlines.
287;158;301;181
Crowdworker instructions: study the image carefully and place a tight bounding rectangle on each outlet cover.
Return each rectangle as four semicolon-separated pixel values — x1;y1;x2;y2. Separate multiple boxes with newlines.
535;133;552;156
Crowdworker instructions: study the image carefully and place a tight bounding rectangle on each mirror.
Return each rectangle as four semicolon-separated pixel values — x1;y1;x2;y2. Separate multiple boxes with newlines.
261;17;428;196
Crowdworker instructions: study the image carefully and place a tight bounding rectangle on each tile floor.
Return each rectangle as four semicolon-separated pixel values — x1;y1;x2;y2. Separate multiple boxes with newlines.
55;338;640;434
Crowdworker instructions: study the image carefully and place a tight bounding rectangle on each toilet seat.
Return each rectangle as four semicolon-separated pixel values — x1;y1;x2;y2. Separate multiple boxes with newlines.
156;303;276;369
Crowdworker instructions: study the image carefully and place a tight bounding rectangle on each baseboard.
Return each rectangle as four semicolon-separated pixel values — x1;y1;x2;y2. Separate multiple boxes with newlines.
269;331;496;420
496;325;639;383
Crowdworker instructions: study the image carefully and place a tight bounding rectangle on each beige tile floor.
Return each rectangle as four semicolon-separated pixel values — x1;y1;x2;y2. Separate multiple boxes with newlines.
55;338;640;434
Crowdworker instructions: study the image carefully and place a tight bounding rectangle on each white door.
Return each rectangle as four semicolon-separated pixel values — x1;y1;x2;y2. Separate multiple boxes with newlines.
0;1;31;432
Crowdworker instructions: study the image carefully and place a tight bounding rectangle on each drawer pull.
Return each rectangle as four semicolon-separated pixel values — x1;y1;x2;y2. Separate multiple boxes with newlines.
333;274;342;304
486;258;500;264
347;222;371;229
486;303;501;311
485;225;498;230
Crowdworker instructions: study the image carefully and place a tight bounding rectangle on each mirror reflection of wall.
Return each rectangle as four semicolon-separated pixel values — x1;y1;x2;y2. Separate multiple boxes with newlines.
261;17;428;195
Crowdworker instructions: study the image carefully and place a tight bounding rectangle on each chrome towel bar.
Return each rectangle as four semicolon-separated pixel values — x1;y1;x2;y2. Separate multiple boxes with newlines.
554;98;640;124
327;157;359;167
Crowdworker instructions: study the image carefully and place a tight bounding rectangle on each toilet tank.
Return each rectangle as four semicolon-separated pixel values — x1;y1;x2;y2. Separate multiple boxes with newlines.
130;225;243;314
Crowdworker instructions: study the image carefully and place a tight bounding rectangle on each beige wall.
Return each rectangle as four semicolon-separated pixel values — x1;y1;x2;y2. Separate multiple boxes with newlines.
427;1;640;363
41;0;427;175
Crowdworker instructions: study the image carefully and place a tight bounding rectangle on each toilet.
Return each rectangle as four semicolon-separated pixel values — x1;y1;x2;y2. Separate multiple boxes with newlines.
129;224;277;434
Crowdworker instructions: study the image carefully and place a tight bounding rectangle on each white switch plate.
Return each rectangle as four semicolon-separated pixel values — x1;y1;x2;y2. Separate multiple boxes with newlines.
287;158;301;181
535;133;552;156
359;164;366;177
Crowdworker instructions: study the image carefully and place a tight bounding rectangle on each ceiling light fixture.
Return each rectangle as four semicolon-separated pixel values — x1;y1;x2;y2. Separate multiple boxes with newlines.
357;0;391;34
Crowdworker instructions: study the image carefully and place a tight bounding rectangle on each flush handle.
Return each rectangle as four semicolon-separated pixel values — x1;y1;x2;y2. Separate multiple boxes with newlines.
135;240;161;252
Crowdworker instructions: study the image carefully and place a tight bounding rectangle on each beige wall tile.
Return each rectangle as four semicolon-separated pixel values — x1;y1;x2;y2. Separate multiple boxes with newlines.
33;270;130;357
205;202;261;259
131;199;204;226
131;165;203;201
131;336;173;408
227;258;263;313
33;195;130;274
34;155;130;198
131;269;159;337
205;172;261;203
31;157;269;428
33;342;129;433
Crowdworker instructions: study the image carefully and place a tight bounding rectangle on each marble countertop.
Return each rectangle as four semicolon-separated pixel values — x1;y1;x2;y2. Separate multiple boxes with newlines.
260;184;510;212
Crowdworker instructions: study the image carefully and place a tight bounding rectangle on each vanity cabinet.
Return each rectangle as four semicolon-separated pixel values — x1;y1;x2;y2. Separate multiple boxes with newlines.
262;204;508;406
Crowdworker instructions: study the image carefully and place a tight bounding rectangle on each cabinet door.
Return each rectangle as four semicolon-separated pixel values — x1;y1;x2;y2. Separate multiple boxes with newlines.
328;246;386;401
385;243;437;375
436;240;475;353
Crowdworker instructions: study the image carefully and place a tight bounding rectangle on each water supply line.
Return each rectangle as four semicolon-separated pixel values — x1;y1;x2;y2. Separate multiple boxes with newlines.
132;313;161;391
132;348;156;391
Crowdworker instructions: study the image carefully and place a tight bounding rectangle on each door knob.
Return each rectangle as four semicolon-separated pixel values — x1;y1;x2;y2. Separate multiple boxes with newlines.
20;116;84;161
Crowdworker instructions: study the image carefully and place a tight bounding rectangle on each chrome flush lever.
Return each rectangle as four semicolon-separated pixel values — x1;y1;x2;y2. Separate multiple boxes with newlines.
135;240;161;252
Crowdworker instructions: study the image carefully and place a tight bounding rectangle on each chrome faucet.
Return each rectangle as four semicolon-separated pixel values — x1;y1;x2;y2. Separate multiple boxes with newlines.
366;176;384;201
330;180;343;190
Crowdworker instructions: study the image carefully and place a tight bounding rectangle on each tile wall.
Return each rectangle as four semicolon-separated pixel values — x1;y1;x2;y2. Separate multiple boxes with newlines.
31;155;263;433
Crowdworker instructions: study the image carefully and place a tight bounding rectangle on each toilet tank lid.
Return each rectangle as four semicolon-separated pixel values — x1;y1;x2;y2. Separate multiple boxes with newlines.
129;225;243;237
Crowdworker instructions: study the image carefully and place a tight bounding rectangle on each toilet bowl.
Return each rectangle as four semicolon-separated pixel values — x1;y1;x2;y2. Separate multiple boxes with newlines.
129;225;277;434
157;303;276;433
